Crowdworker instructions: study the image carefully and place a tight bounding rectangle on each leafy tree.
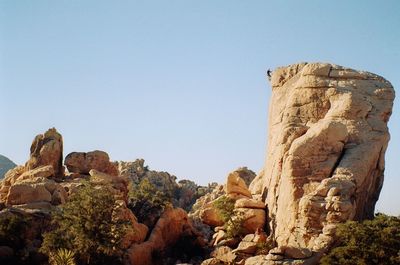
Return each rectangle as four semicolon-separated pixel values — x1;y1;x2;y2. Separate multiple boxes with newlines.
128;178;171;228
321;214;400;265
213;195;244;238
40;182;129;265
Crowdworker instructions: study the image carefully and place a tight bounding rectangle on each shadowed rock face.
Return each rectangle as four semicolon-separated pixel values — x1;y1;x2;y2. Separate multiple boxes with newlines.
249;63;395;252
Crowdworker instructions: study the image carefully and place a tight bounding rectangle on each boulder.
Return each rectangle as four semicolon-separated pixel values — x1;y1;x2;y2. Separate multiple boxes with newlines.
226;170;252;198
233;241;258;254
6;183;52;205
200;205;224;227
112;200;148;248
249;63;395;255
18;165;54;181
25;128;64;177
244;255;270;265
211;246;236;263
235;198;265;209
284;246;313;259
236;208;266;234
200;258;224;265
125;207;204;265
65;150;118;176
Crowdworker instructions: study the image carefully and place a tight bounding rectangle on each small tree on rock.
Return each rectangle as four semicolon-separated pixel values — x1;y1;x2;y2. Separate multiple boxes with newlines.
213;195;244;239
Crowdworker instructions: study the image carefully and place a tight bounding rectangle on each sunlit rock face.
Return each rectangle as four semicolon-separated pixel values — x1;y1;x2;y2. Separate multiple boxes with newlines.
249;63;395;252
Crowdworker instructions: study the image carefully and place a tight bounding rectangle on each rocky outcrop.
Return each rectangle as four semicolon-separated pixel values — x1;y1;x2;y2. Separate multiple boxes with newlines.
0;129;66;208
249;63;395;261
0;155;16;179
118;159;214;212
125;207;205;265
191;168;258;229
25;128;64;178
65;150;118;176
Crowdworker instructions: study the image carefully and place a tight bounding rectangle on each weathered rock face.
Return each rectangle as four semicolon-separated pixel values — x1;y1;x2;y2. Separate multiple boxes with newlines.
0;128;66;207
25;128;64;177
125;207;205;265
65;150;118;176
250;63;395;253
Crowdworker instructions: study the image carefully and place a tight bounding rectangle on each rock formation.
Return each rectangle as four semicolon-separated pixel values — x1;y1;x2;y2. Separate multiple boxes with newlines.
249;63;395;261
65;150;118;176
0;128;67;209
26;128;64;178
0;155;16;179
118;159;214;211
125;207;205;265
0;128;208;265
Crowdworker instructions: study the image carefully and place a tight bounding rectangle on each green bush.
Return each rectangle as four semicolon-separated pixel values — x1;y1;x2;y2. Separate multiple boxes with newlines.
0;213;29;249
49;248;76;265
213;195;244;238
321;214;400;265
40;181;130;265
128;178;171;228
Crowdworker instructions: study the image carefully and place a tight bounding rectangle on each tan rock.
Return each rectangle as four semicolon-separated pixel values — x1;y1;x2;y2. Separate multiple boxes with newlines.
200;258;224;265
65;150;118;176
213;229;226;246
125;207;204;265
2;165;25;186
25;128;64;177
226;170;252;198
13;201;53;211
200;206;224;227
18;165;54;181
235;198;265;209
233;241;258;254
89;169;124;184
236;208;266;234
211;246;236;263
284;246;313;259
249;63;395;255
6;183;52;205
244;255;270;265
266;253;284;261
113;200;148;248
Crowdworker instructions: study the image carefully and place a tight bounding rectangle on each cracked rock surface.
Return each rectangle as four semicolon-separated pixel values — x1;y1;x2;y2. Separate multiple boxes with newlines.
249;62;395;253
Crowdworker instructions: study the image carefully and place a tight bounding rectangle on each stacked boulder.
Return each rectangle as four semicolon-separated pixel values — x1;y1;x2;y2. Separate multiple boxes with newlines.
0;128;67;212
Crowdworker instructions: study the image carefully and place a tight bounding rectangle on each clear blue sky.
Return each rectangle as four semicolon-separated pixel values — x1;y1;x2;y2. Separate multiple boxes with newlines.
0;1;399;215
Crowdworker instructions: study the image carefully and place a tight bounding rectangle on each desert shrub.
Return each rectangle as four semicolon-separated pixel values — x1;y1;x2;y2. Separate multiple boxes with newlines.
40;181;129;265
128;178;171;228
320;213;400;265
49;249;76;265
0;213;29;249
213;195;244;238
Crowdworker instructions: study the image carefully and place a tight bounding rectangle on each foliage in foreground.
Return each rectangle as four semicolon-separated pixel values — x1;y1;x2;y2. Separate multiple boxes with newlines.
213;195;244;238
49;249;76;265
321;213;400;265
40;182;129;265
